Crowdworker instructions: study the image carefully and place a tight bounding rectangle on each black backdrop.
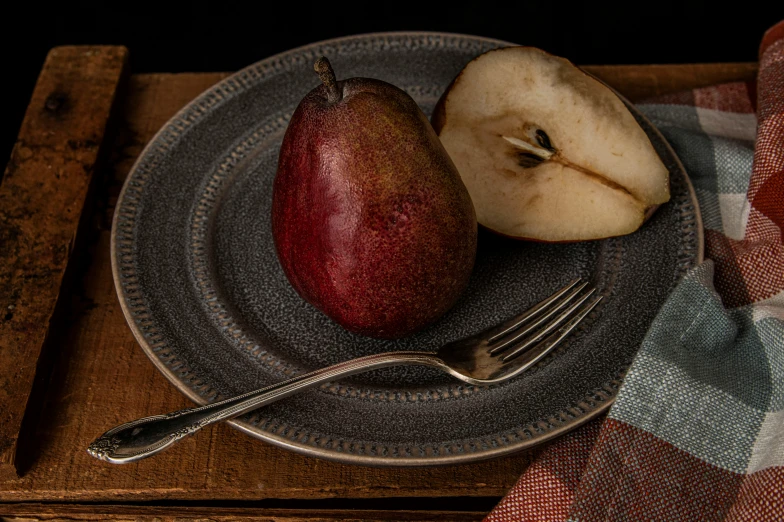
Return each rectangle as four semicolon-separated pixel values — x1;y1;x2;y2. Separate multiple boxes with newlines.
3;2;782;167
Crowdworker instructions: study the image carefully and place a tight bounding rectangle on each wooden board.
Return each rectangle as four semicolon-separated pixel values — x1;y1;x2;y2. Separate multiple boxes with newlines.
583;62;758;101
1;504;485;522
0;62;758;505
0;46;128;480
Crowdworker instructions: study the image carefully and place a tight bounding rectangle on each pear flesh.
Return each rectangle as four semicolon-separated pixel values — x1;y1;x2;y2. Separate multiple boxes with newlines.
434;47;670;242
272;58;477;339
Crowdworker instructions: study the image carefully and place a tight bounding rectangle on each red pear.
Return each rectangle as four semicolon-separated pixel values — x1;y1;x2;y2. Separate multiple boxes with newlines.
272;58;477;339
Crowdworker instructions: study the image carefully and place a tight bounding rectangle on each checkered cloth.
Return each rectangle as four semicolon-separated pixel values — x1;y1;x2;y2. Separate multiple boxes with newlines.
486;21;784;522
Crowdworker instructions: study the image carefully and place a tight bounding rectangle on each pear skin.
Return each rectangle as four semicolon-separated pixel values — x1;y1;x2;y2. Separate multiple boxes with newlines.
272;58;477;339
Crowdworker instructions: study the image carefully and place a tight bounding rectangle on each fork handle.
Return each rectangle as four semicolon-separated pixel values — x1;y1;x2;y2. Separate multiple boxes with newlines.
86;351;442;464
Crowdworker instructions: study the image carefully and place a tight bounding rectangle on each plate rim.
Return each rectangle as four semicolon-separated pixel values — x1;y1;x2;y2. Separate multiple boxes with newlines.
111;31;704;466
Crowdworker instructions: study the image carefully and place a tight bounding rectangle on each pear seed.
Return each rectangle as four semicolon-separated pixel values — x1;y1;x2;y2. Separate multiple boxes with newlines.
536;129;554;151
517;152;546;168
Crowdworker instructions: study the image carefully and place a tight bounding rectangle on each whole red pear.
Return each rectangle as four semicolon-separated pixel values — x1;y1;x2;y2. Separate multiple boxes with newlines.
271;57;477;339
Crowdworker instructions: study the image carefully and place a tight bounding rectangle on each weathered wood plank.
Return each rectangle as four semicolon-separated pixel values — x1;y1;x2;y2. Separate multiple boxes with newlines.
583;63;758;101
1;503;486;521
0;63;757;501
0;46;128;480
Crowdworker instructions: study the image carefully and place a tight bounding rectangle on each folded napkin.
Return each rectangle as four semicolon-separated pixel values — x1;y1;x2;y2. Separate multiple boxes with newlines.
486;21;784;522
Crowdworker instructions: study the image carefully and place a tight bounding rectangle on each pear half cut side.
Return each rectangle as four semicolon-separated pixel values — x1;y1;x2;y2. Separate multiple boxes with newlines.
433;46;670;242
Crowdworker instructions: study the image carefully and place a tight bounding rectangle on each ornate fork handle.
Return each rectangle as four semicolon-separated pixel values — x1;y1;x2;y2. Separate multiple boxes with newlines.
87;351;442;464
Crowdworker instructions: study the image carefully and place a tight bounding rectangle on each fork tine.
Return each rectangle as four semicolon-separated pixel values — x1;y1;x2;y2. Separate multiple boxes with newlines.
500;295;603;365
487;278;583;344
498;288;598;362
489;280;590;354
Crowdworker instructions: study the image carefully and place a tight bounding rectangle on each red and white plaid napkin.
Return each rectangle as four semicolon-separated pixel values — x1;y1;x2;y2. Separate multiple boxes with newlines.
486;20;784;522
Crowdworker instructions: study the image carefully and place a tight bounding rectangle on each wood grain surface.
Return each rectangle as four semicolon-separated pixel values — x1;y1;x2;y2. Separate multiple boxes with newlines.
0;61;758;508
0;46;128;480
583;62;757;101
0;504;485;522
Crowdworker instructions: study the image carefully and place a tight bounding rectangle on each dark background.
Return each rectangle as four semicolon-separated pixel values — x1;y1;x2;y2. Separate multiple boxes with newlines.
3;2;781;166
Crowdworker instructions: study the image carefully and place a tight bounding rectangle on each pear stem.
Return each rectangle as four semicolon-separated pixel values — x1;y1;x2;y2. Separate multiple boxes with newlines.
314;57;341;103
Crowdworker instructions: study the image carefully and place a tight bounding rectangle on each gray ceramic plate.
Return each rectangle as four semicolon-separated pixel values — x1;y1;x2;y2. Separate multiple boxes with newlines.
113;32;703;466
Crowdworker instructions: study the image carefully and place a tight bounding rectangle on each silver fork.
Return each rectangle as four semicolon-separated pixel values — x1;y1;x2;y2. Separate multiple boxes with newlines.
87;279;601;464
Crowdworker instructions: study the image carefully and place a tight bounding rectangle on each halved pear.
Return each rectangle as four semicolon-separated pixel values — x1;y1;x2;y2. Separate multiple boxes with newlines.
433;47;670;242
